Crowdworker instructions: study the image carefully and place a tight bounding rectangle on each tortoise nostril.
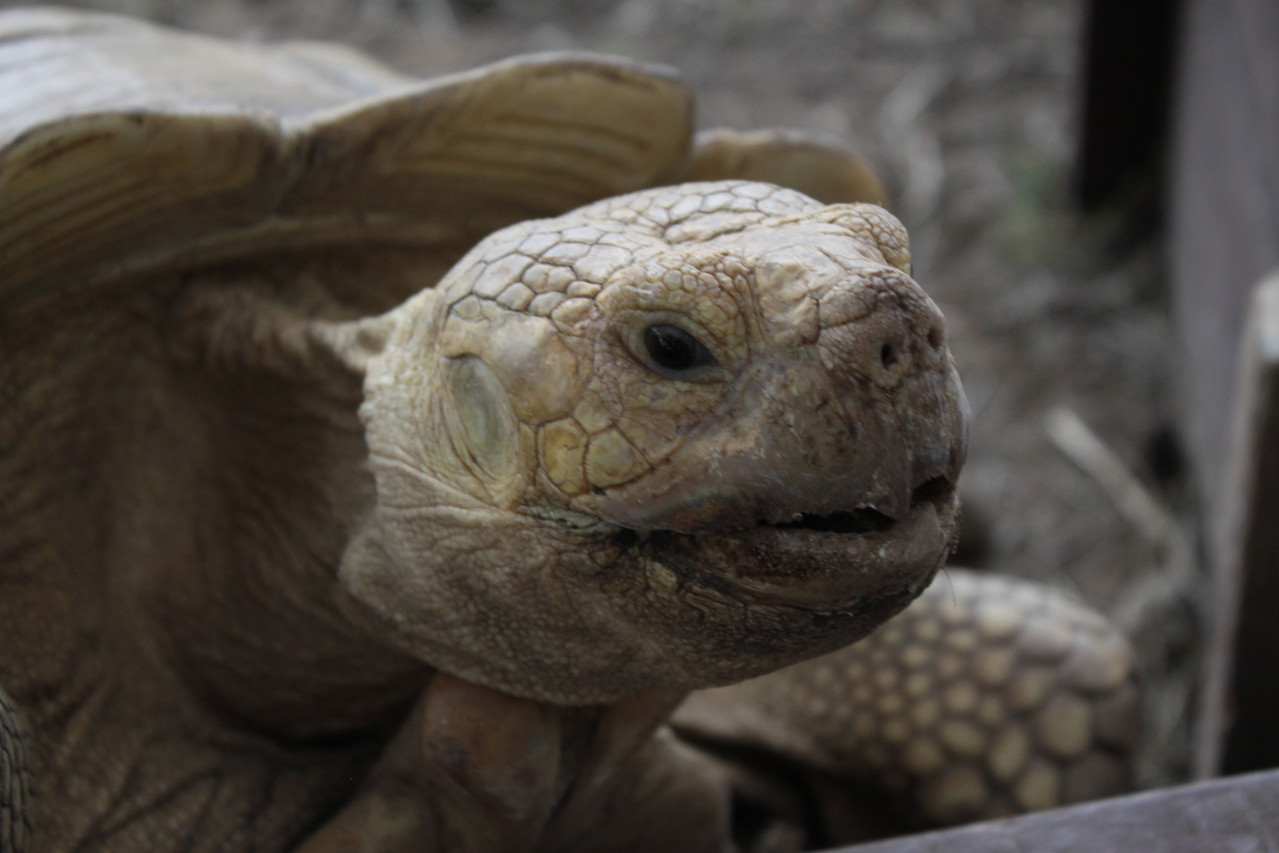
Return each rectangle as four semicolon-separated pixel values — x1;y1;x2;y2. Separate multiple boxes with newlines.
927;326;943;351
879;342;897;369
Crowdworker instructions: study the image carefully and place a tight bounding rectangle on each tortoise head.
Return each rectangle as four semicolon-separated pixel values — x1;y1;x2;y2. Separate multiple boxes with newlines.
347;181;968;704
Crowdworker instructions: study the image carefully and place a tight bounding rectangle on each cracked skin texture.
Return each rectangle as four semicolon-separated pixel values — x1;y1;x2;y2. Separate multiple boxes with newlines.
6;179;968;852
0;10;1139;852
346;183;966;706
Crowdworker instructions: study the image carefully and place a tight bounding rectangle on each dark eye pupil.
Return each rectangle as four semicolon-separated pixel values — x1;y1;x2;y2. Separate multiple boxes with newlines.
643;325;709;372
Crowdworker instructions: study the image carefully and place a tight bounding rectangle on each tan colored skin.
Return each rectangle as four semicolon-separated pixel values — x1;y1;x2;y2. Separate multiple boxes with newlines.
2;179;961;851
343;184;966;705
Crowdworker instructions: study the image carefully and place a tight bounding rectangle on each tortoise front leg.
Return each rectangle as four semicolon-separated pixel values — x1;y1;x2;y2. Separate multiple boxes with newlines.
296;675;732;853
675;569;1141;845
1;684;32;853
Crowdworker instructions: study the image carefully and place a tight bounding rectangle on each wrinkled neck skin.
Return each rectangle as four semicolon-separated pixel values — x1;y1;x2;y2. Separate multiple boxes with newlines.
338;287;661;706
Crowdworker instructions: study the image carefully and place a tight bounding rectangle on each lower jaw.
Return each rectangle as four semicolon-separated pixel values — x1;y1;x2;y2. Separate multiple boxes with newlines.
647;498;954;613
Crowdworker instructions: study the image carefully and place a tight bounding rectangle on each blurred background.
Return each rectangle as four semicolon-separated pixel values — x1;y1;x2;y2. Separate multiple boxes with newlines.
16;0;1200;788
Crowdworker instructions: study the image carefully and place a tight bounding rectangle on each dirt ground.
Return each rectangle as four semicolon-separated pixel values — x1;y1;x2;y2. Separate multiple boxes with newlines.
31;0;1196;790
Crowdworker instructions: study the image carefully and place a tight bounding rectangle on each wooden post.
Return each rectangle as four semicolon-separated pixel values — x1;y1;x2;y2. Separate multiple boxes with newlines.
1197;272;1279;775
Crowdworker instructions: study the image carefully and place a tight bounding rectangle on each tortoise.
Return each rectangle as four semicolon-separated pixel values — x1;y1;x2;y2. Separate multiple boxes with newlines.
0;8;1140;852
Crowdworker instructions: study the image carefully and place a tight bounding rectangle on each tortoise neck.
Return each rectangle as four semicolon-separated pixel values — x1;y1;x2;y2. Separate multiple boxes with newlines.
130;286;429;740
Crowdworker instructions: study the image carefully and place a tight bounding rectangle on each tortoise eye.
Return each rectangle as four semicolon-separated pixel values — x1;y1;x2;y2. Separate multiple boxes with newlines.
643;324;717;374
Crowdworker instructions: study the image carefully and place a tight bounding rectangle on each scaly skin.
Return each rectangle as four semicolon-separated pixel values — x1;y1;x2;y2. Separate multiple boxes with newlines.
343;181;967;705
676;569;1140;846
3;180;967;851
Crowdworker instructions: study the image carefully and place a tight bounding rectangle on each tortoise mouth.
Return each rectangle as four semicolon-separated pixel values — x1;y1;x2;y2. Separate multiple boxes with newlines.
773;475;954;533
639;476;957;613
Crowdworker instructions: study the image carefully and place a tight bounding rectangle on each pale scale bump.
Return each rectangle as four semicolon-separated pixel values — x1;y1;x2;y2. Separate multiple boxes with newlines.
572;244;633;282
565;281;601;300
661;268;687;291
478;229;530;263
1007;666;1054;712
757;191;809;217
528;292;565;317
597;231;651;254
987;725;1030;783
912;616;942;644
570;392;613;435
475;254;534;299
1013;759;1061;811
603;201;639;226
520;263;553;294
1061;634;1134;695
450;294;483;322
1032;692;1093;760
1017;616;1075;662
550;297;592;331
649;190;683;213
636;203;671;228
540;241;592;266
699;191;736;212
669;193;702;222
560;224;603;244
445;260;484;300
538;419;588;495
937;719;986;757
516;231;561;258
973;599;1022;641
496;283;535;312
736;181;775;200
648;562;679;595
900;643;930;670
584;428;648;488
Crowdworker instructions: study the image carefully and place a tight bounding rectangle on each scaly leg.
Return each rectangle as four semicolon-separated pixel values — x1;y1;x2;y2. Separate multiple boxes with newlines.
675;569;1140;846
